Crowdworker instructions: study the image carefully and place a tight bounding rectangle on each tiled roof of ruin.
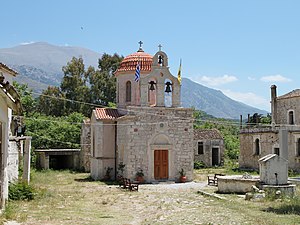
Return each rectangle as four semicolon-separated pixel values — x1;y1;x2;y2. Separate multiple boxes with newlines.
0;62;18;76
277;89;300;100
0;73;22;114
194;129;223;140
94;108;123;120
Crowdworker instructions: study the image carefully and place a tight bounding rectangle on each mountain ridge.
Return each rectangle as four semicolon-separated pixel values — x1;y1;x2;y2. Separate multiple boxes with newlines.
0;42;268;119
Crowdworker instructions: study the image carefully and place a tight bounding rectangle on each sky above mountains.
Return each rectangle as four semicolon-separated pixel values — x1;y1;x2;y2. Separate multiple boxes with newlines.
2;0;300;112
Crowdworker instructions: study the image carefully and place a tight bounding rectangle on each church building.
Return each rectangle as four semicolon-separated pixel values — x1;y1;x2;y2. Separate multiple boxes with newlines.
90;43;194;182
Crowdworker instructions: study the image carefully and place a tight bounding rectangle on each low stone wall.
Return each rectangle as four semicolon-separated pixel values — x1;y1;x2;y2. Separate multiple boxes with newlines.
218;175;260;194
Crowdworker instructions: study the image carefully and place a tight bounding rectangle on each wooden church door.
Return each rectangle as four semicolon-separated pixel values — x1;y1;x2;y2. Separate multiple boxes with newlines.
154;150;168;180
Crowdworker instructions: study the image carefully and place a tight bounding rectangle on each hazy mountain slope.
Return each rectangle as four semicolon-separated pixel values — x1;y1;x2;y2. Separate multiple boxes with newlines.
0;42;268;119
0;42;101;91
181;78;268;119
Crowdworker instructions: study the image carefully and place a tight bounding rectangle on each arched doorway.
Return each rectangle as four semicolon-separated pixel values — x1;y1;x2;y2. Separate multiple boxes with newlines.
149;134;173;181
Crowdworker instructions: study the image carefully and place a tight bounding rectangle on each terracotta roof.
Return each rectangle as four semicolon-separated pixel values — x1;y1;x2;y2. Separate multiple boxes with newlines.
194;129;223;140
0;62;18;76
116;49;153;73
94;108;123;120
0;79;22;114
277;89;300;100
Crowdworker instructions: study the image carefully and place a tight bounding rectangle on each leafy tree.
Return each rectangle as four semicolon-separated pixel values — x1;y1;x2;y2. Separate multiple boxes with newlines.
37;86;66;116
89;53;123;105
61;57;93;116
24;112;85;149
12;81;36;116
247;113;271;126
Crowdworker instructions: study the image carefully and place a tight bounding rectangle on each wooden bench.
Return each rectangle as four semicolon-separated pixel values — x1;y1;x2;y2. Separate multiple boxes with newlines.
207;173;225;186
119;178;139;191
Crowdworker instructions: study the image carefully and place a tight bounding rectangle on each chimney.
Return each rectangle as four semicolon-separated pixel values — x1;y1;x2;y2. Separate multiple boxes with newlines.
240;115;242;129
271;85;277;124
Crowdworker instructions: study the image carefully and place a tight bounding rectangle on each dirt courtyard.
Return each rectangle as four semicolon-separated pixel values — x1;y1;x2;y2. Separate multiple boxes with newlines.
3;170;300;225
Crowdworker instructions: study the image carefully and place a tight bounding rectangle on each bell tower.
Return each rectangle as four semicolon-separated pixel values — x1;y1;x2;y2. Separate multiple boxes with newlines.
140;45;181;108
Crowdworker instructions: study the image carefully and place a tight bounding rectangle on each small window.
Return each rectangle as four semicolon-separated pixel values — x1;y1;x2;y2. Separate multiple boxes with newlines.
274;148;280;156
255;138;260;155
297;138;300;156
289;111;294;125
126;81;131;102
198;142;204;155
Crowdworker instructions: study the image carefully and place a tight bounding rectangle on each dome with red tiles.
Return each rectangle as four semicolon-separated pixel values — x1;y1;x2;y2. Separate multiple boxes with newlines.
116;48;153;73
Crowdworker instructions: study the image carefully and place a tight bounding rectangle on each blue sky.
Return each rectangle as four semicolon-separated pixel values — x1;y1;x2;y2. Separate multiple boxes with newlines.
2;0;300;111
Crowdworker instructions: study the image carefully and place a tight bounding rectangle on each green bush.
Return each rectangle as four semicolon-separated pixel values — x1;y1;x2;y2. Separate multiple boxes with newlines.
194;160;206;169
8;181;36;201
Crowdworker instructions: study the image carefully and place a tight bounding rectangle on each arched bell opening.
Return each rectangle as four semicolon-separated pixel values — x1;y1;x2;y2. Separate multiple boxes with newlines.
164;79;172;107
148;79;157;106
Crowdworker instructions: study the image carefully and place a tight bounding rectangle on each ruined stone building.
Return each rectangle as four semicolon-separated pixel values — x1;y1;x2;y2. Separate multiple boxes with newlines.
0;62;28;208
239;85;300;171
194;129;224;167
90;44;194;182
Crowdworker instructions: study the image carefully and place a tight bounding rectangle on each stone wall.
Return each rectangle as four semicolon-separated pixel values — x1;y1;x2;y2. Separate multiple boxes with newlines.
90;117;116;180
7;140;19;182
239;127;300;171
194;139;224;167
276;97;300;125
80;120;91;172
117;106;194;182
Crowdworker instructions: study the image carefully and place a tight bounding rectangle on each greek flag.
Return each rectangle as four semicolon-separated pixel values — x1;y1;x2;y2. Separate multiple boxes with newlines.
135;63;141;82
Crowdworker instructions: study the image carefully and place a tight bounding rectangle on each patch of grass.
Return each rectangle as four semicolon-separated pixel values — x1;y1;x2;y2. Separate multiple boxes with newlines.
194;160;206;169
263;196;300;215
2;202;19;220
8;181;36;201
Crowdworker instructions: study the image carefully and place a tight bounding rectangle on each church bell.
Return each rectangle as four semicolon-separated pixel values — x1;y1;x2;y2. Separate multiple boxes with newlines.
149;81;156;91
165;81;172;93
158;55;163;65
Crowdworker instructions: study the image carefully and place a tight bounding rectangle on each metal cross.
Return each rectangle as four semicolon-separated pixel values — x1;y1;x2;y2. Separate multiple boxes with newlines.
138;41;143;48
158;44;162;51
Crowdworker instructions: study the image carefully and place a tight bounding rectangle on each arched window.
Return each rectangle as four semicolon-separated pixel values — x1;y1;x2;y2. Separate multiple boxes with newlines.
148;79;157;106
126;81;131;102
164;79;172;107
255;138;260;155
289;111;294;125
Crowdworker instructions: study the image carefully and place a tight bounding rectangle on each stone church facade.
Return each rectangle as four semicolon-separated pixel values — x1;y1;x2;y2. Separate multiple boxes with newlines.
239;85;300;171
90;44;194;182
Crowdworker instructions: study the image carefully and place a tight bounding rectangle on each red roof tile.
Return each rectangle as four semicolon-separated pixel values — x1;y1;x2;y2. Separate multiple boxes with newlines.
194;129;223;140
94;108;123;120
116;50;153;73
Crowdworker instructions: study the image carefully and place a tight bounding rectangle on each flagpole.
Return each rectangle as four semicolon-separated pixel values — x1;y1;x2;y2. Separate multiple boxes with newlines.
177;58;182;85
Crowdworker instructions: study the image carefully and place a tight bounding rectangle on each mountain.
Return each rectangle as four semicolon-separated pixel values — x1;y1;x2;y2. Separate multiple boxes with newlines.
0;42;268;119
0;42;101;92
181;78;268;119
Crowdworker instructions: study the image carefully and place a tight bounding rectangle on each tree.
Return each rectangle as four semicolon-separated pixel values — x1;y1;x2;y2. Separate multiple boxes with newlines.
247;113;271;126
25;112;85;149
61;57;93;116
12;81;36;116
89;53;123;105
37;86;66;116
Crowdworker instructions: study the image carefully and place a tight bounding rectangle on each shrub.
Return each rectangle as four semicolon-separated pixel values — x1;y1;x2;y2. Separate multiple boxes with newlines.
8;181;36;201
194;160;206;169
